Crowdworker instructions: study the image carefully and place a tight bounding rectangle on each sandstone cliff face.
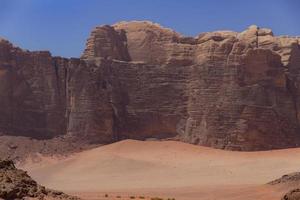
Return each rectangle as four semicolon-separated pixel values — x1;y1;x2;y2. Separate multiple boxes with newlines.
81;25;130;61
0;39;67;138
1;21;300;150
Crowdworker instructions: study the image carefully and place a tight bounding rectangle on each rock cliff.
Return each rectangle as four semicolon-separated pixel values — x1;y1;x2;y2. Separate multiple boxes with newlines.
1;21;300;151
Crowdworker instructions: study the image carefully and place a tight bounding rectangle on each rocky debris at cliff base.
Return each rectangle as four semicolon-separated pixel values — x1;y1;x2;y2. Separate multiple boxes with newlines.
268;172;300;200
268;172;300;185
0;160;79;200
282;189;300;200
0;135;102;163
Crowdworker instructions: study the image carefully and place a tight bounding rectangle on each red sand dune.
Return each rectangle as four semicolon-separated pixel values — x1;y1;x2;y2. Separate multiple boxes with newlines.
21;140;300;200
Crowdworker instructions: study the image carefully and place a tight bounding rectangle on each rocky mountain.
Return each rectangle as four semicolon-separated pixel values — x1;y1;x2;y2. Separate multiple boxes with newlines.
1;21;300;151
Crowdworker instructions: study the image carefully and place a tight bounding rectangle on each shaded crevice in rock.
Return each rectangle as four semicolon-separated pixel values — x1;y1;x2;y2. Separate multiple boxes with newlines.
285;74;299;122
53;58;61;97
256;27;259;48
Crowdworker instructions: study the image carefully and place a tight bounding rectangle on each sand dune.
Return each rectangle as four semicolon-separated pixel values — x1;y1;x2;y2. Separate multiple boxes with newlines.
21;140;300;199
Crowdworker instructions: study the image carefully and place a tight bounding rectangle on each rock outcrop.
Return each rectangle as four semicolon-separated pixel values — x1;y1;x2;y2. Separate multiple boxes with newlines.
268;172;300;185
0;160;79;199
268;172;300;200
282;189;300;200
81;25;130;61
1;21;300;151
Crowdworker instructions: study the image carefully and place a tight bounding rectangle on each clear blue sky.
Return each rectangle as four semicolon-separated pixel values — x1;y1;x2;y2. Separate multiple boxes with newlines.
0;0;299;58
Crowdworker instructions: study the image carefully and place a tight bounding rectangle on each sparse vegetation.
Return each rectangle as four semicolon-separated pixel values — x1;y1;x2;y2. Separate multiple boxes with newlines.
130;196;136;199
104;194;108;197
139;196;145;199
116;195;121;198
150;197;175;200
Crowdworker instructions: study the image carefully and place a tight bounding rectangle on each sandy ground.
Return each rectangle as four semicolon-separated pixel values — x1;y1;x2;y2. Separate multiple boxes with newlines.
20;140;300;200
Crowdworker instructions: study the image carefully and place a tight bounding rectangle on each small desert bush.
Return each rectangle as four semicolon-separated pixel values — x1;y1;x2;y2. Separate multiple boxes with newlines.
130;196;136;199
116;195;121;198
139;196;145;199
104;194;108;197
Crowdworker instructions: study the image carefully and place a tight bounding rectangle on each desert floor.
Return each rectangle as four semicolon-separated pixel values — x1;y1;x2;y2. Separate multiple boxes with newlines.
20;140;300;200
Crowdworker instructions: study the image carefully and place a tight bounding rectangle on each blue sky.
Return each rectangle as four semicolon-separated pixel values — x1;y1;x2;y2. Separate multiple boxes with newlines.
0;0;299;58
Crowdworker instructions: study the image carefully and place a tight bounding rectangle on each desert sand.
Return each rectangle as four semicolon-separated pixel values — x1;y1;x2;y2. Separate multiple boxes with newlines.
20;140;300;200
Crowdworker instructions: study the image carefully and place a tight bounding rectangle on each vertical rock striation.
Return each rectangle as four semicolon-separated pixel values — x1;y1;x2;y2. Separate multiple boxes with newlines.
1;21;300;150
0;39;67;138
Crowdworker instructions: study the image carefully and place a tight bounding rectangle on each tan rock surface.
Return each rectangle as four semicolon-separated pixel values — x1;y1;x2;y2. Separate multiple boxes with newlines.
81;25;130;61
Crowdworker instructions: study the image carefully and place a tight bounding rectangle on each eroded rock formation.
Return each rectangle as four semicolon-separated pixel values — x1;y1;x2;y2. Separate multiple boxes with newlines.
268;172;300;200
269;172;300;185
1;21;300;151
282;189;300;200
0;160;79;199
